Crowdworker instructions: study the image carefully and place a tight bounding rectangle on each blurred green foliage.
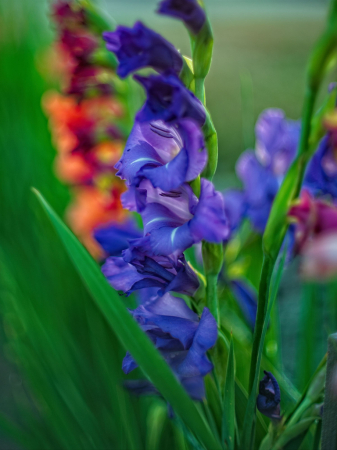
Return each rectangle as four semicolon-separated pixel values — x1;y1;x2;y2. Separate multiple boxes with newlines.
0;0;336;448
0;1;182;448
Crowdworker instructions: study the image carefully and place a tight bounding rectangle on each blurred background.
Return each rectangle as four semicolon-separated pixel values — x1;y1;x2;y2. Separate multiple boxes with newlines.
0;0;333;448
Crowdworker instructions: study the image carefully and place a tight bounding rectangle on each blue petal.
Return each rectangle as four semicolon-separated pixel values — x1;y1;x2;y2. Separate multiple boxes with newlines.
150;222;195;256
143;203;186;235
94;219;142;256
135;74;206;125
122;352;138;374
179;119;207;181
162;258;200;297
189;178;230;243
123;379;158;396
182;376;205;401
236;151;279;233
143;293;199;322
134;306;198;349
102;257;143;292
140;147;188;191
222;189;246;236
157;0;206;35
103;22;183;78
257;371;281;419
255;109;299;176
177;307;217;378
304;136;337;198
230;279;257;330
115;123;162;185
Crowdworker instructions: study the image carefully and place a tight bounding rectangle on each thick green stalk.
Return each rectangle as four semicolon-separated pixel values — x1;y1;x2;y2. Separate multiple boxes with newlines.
205;274;219;323
202;111;218;180
195;77;205;104
248;255;275;392
248;0;337;434
321;333;337;449
188;10;222;322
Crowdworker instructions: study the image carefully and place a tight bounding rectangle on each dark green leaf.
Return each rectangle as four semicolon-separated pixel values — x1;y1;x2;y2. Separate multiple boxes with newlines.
240;251;286;450
222;335;235;450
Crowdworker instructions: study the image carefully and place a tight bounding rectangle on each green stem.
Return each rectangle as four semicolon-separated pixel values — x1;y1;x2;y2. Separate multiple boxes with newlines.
249;0;337;400
202;242;223;326
248;255;275;393
205;273;219;325
195;77;205;104
202;111;218;180
245;4;337;448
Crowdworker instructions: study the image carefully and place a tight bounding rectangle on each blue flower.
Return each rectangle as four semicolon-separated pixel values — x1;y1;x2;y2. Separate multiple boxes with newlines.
157;0;206;35
304;135;337;199
236;151;279;233
254;109;300;176
222;189;246;238
134;73;206;125
103;22;183;78
122;178;229;257
230;279;257;331
115;118;207;191
227;109;300;234
257;371;281;420
102;239;199;297
94;219;142;256
123;294;217;400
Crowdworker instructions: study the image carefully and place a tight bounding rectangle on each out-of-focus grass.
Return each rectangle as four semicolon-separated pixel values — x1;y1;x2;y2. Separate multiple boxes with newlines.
0;2;191;448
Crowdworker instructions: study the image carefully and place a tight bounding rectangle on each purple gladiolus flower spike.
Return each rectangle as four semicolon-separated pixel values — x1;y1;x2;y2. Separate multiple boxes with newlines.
257;371;281;420
102;242;199;297
103;22;183;78
135;74;206;125
230;109;300;233
115;118;207;191
122;294;217;400
157;0;206;35
125;178;229;256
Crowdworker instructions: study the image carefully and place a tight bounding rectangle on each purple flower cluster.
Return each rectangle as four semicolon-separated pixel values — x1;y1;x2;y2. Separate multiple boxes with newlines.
224;109;300;234
223;107;337;237
123;294;217;401
100;8;229;400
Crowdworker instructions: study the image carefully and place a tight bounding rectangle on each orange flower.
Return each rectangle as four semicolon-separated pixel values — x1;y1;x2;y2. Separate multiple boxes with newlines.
66;185;126;258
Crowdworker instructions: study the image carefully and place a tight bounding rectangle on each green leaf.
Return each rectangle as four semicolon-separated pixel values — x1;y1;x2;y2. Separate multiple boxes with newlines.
271;418;316;450
32;189;222;450
222;335;235;450
240;251;286;450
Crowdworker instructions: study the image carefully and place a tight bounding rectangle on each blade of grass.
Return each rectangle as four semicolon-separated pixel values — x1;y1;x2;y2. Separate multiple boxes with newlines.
33;189;222;450
240;251;286;450
222;335;235;450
